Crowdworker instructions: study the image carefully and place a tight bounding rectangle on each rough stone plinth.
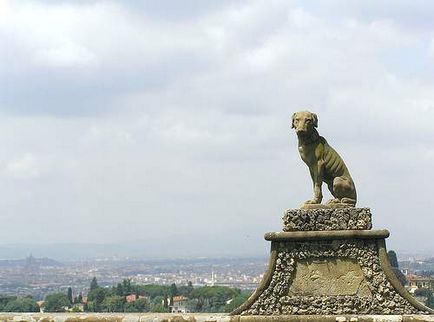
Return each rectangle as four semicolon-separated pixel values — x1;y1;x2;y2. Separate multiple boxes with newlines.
283;208;372;231
232;208;433;316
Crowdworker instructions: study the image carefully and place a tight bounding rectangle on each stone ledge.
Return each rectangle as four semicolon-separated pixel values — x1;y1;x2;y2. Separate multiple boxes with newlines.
264;229;389;241
0;313;433;322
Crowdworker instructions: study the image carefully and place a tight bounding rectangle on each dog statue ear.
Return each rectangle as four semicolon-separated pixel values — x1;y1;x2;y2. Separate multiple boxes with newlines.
291;113;296;128
312;113;318;128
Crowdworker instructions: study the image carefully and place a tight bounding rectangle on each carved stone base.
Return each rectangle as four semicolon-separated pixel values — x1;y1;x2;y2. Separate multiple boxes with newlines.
283;208;372;231
232;229;433;315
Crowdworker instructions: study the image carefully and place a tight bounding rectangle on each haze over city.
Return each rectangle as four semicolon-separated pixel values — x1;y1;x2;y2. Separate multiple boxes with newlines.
0;0;434;260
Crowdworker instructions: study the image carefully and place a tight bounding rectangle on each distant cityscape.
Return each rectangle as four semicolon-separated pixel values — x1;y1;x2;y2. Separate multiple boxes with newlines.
0;255;266;299
0;252;433;312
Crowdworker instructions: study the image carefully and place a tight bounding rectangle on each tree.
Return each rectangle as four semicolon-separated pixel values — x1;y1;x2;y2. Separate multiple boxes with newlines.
44;293;70;312
67;287;73;304
163;294;168;308
170;283;178;296
151;303;169;313
122;279;132;295
415;288;431;297
178;282;194;297
187;281;194;294
90;277;99;291
88;287;110;309
426;292;434;309
387;250;407;286
388;250;399;267
189;286;240;312
134;284;169;298
124;301;139;312
0;296;17;311
101;296;125;312
115;283;123;296
71;305;83;312
3;297;39;312
133;298;150;312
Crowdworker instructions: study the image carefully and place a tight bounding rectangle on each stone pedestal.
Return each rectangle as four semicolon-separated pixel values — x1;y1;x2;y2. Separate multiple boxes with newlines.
232;208;433;316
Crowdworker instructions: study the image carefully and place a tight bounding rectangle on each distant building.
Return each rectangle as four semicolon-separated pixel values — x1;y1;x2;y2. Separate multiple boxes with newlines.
126;294;137;303
169;296;189;313
406;273;434;293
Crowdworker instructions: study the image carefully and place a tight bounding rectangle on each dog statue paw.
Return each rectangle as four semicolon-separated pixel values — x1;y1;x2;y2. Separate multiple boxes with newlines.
304;198;322;205
326;198;341;204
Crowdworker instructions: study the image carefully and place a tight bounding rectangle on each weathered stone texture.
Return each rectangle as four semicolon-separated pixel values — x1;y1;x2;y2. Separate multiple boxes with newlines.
288;258;371;297
242;239;427;315
282;208;372;231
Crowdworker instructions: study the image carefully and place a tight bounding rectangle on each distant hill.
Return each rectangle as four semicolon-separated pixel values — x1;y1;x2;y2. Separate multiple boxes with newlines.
0;256;63;267
0;233;268;261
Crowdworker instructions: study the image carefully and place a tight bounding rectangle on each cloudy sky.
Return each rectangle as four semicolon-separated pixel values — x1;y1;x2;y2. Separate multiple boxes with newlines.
0;0;433;258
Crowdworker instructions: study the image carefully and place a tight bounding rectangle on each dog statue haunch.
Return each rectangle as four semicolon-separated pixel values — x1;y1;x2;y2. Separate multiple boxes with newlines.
292;111;357;208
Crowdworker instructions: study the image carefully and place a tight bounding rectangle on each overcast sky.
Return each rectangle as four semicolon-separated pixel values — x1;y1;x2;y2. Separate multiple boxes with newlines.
0;0;433;258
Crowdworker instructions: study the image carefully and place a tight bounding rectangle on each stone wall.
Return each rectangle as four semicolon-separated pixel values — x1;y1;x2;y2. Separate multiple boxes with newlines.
0;313;434;322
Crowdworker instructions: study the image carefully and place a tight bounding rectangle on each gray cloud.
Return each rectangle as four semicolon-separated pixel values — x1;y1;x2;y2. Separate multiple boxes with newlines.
0;0;433;257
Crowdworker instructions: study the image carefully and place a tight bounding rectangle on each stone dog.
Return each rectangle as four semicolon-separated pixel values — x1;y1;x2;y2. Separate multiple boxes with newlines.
292;111;357;207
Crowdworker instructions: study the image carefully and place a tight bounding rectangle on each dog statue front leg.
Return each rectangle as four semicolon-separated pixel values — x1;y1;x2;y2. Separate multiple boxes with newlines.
305;181;323;204
305;165;323;204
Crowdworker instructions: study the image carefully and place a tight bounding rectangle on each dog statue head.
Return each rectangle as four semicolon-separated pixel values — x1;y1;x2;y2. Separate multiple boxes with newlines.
291;111;318;135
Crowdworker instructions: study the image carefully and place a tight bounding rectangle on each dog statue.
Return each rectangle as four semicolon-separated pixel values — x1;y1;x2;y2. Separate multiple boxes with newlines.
292;111;357;208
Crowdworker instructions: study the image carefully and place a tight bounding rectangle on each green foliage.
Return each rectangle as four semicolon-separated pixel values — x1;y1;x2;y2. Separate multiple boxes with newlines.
151;303;169;313
151;295;164;305
189;286;241;312
90;277;99;291
124;301;139;312
163;294;168;308
124;298;150;312
36;281;247;313
88;287;112;303
112;279;135;297
170;283;178;296
76;293;83;304
388;250;399;268
115;283;123;296
426;292;434;309
3;297;39;312
391;268;408;286
133;284;170;298
0;296;17;311
415;288;432;297
67;287;73;304
101;296;125;312
387;250;407;286
133;298;150;312
87;287;112;311
178;282;194;297
71;305;83;312
44;293;70;312
84;301;97;312
224;292;251;313
122;279;132;295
